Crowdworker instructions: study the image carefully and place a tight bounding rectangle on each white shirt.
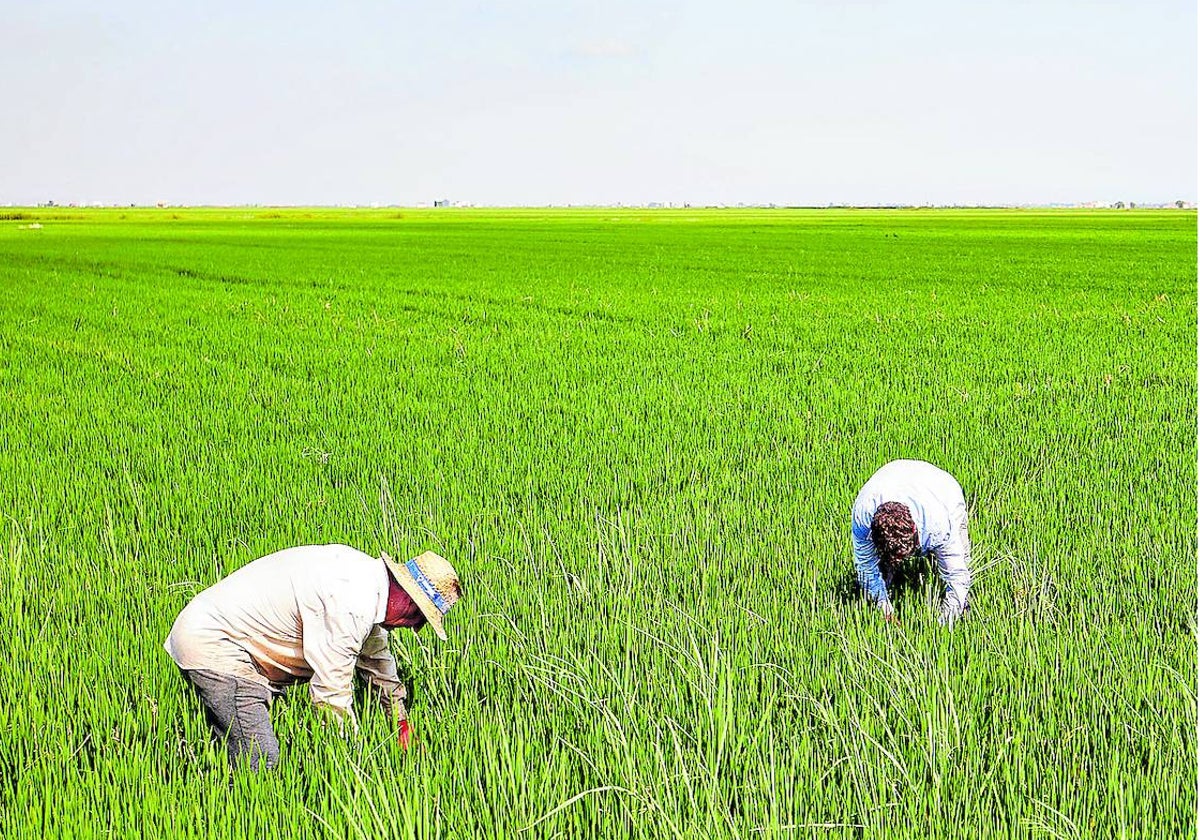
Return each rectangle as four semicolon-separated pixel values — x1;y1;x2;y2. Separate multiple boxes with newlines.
851;460;973;621
164;544;405;722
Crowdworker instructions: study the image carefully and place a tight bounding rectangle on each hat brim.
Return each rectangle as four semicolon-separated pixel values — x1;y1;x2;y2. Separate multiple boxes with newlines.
382;554;448;640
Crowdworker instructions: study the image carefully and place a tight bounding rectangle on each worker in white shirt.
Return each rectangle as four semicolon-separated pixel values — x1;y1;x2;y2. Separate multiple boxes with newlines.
164;544;461;769
851;459;973;625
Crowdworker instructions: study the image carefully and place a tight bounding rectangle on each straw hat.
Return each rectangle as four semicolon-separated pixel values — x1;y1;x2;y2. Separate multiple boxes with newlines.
381;550;461;640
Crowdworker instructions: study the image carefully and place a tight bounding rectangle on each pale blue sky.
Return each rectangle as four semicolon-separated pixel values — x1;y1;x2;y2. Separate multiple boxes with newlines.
3;1;1195;206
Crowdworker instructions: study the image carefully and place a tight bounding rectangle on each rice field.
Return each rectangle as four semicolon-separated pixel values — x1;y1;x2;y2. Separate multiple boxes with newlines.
0;207;1194;838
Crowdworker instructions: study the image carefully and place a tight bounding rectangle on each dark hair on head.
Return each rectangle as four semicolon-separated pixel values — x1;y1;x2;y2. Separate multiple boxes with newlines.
871;502;918;571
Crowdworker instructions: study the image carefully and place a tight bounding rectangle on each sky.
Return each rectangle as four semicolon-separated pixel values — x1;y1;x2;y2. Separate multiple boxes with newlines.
2;1;1195;206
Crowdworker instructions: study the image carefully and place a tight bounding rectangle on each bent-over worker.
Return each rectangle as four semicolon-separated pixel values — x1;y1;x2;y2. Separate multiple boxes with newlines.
852;459;972;625
164;544;461;769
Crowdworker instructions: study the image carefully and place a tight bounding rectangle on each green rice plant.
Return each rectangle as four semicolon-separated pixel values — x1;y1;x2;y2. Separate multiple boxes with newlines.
0;207;1193;838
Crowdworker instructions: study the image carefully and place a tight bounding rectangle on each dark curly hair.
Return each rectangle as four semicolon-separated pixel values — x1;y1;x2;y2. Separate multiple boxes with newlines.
870;501;918;577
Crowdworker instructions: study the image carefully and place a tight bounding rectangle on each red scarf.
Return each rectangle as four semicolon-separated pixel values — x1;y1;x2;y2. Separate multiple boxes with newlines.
383;571;425;629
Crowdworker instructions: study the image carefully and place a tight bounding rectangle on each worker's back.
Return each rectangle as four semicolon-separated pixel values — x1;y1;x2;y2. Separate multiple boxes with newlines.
164;543;387;684
852;459;965;551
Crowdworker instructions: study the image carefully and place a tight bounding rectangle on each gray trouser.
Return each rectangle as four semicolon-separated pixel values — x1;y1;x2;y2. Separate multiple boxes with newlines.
182;668;281;770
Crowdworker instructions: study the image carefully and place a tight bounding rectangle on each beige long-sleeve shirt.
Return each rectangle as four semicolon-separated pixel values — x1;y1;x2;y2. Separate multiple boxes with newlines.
164;544;406;724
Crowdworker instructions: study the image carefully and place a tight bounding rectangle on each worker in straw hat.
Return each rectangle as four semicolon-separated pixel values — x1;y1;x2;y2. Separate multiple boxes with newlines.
852;459;973;626
164;544;461;770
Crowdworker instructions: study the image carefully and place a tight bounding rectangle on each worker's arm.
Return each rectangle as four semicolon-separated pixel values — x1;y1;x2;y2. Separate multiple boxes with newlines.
356;625;408;716
933;516;972;625
299;596;374;732
852;519;894;618
357;626;413;748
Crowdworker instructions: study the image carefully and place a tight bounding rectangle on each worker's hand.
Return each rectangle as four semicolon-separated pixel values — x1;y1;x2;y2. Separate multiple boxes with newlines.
314;703;357;738
880;601;898;626
939;596;967;627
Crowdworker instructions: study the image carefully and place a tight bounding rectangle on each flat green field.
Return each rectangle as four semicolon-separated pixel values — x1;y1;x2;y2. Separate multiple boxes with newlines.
0;208;1195;838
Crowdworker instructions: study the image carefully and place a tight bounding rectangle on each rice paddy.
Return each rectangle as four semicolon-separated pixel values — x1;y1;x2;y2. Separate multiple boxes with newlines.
0;207;1194;838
